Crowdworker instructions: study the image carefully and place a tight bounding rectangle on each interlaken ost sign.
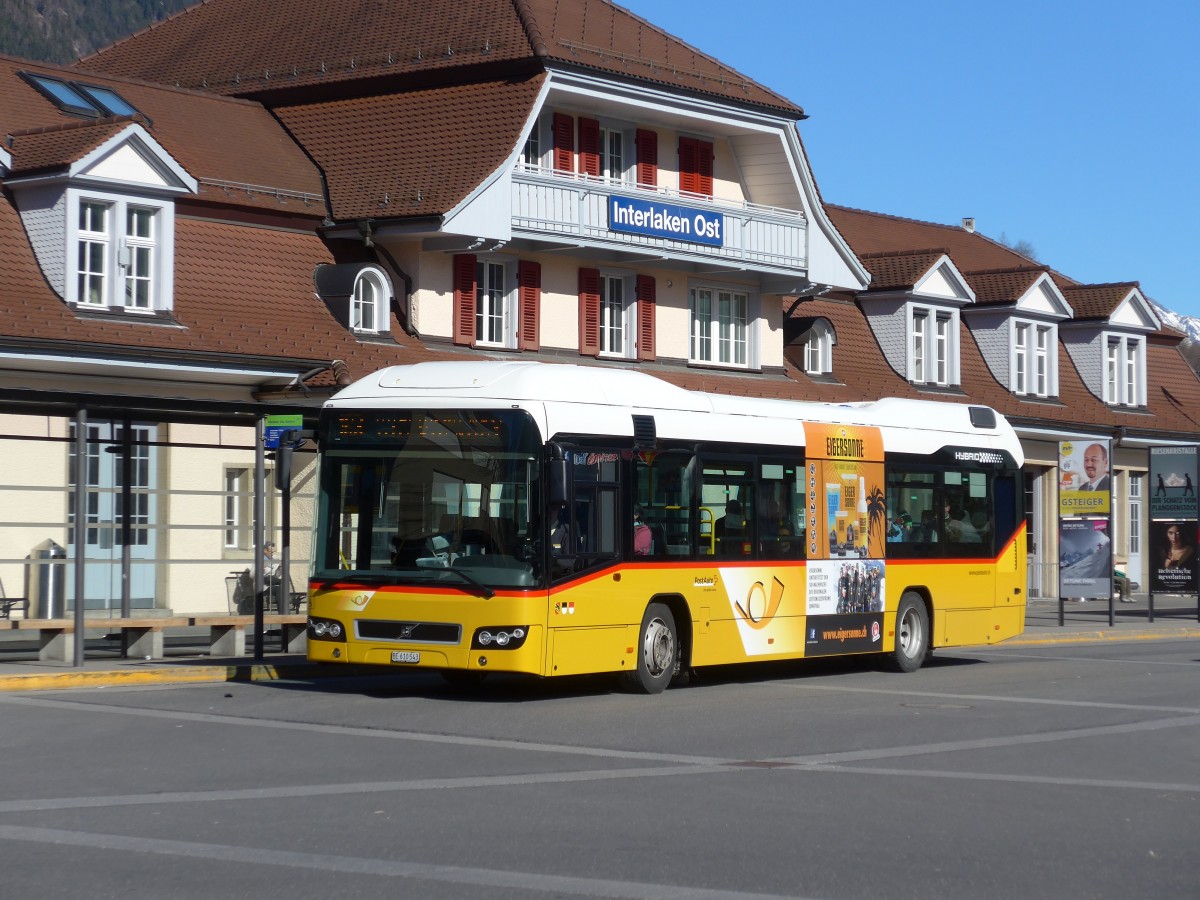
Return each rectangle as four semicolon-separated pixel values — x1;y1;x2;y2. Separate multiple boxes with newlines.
608;195;724;247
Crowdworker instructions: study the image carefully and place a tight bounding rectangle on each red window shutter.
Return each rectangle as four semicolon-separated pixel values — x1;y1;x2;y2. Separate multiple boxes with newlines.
635;128;658;187
578;117;600;177
517;260;541;351
678;136;713;197
578;267;601;357
452;254;477;346
552;113;574;172
636;275;656;361
696;138;713;197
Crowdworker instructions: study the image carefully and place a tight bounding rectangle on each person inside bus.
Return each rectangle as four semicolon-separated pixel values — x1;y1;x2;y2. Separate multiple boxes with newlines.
910;510;938;543
550;503;573;557
887;512;908;542
714;499;744;540
945;504;981;543
633;505;652;556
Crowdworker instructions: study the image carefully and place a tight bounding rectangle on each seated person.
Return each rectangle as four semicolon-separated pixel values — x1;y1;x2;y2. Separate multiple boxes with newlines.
550;503;573;557
714;499;744;539
633;505;652;556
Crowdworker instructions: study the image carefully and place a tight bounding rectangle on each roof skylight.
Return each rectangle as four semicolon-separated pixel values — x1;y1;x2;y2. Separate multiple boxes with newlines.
21;72;143;121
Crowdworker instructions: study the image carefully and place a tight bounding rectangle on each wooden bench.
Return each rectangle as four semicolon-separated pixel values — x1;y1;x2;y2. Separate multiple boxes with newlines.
5;614;308;662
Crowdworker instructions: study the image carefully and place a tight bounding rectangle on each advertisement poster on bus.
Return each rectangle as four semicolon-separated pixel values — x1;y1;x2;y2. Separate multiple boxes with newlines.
1058;439;1111;515
802;423;887;655
1059;518;1113;599
1148;521;1199;594
1149;447;1199;519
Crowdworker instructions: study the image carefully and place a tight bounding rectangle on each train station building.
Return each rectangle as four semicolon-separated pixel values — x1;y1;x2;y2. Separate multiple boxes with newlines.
0;0;1194;623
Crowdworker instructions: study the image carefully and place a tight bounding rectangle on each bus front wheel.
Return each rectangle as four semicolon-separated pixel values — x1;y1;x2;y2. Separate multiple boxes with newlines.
891;593;930;673
625;603;677;694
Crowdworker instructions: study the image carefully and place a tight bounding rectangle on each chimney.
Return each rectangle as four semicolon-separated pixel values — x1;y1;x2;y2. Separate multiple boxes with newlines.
961;217;976;233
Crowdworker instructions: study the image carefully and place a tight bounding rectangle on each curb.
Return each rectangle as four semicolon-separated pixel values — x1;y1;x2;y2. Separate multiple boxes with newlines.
0;661;342;693
1002;628;1200;648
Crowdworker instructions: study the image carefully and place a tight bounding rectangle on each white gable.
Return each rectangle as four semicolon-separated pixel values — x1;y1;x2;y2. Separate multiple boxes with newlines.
1016;274;1071;318
1111;289;1159;329
914;257;974;303
71;124;196;194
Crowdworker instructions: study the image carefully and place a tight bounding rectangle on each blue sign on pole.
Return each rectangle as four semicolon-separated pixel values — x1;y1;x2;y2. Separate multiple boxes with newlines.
608;195;724;247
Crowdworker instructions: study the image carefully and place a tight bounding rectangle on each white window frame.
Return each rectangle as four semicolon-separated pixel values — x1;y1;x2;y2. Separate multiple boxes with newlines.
803;321;833;375
475;257;517;349
599;270;636;358
690;284;754;368
1104;333;1144;406
77;199;109;307
350;267;390;334
67;187;172;312
224;465;274;553
521;116;543;169
1128;472;1142;556
909;305;957;386
1012;319;1056;397
599;124;632;184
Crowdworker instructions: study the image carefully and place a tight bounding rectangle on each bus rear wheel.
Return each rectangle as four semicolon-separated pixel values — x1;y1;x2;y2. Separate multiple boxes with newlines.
891;592;929;673
625;603;677;694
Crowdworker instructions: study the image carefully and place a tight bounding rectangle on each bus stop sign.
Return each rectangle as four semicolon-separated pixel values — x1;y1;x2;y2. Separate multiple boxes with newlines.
264;414;304;449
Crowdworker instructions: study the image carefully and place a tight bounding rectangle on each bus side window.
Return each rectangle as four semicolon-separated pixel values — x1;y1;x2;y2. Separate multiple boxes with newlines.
636;451;692;558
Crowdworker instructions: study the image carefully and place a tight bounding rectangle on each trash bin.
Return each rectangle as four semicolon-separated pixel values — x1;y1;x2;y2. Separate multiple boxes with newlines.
28;539;67;618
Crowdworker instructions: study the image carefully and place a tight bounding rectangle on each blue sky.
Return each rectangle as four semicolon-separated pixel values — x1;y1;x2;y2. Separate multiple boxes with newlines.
619;0;1199;319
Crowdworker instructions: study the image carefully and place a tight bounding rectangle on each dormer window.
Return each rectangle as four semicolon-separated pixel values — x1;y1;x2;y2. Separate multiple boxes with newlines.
910;305;957;386
1105;335;1144;406
1012;320;1056;397
803;321;834;375
69;191;167;311
351;267;389;334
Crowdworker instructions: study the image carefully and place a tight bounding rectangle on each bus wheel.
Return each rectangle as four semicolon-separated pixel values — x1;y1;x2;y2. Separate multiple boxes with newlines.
892;593;929;673
625;603;677;694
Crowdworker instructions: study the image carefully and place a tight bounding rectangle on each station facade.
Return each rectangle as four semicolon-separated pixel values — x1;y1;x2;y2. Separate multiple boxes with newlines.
0;0;1193;617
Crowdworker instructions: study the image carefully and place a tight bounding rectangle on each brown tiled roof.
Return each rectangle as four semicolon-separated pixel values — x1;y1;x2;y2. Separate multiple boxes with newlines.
0;187;453;381
273;75;546;220
1;56;325;215
858;249;948;292
8;119;132;175
77;0;799;114
1060;283;1140;321
776;292;1200;439
828;205;1055;279
963;267;1051;306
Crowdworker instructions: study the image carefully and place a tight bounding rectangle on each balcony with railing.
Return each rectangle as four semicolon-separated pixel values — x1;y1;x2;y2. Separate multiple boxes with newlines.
511;165;807;274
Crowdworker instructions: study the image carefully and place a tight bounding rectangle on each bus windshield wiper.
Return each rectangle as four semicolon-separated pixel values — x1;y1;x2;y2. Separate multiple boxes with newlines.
440;567;495;598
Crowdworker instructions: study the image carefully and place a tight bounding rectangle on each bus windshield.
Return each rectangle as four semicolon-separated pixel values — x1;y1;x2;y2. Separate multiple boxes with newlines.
314;408;544;590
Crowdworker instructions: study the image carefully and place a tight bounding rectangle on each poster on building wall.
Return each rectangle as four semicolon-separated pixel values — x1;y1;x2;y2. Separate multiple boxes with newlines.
1148;521;1200;594
1058;439;1112;515
1149;447;1199;520
1059;518;1113;600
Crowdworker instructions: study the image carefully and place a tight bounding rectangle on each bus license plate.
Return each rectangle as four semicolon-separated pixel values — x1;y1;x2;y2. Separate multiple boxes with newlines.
390;651;420;664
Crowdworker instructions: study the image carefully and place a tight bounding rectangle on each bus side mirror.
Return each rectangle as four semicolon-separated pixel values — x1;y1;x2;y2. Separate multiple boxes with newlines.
548;458;569;505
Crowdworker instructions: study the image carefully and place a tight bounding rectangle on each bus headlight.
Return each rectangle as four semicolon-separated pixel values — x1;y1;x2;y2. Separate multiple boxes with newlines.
308;616;347;642
471;626;528;650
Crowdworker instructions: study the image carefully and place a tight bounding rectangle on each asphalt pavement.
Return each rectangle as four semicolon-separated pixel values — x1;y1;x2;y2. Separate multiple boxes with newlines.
0;595;1196;692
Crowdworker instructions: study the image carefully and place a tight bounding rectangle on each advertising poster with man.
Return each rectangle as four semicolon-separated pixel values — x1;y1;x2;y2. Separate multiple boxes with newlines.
1149;521;1199;594
802;423;886;655
1059;439;1111;515
1149;446;1198;520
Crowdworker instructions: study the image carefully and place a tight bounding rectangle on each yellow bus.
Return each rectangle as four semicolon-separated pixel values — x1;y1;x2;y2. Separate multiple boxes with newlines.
306;361;1025;692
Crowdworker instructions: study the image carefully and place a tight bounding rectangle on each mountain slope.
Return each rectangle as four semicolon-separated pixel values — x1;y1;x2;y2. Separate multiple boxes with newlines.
0;0;191;64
